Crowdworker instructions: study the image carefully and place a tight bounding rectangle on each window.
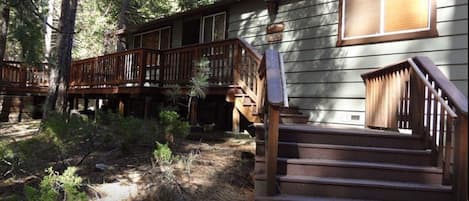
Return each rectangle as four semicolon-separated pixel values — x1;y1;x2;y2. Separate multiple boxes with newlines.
337;0;437;46
201;12;226;43
133;26;171;49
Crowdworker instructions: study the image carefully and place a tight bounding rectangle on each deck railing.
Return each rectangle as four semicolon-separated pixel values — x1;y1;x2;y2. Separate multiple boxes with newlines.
70;38;262;91
261;49;289;196
362;56;468;201
0;61;49;88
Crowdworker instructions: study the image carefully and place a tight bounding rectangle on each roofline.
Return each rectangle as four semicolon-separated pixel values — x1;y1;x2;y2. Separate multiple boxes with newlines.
122;0;243;35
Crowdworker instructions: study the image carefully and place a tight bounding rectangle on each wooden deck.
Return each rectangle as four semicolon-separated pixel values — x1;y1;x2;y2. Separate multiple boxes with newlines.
1;38;260;97
0;61;49;95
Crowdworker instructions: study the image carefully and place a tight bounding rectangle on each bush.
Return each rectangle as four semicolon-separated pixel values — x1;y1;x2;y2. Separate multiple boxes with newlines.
153;142;172;165
159;111;190;143
25;167;87;201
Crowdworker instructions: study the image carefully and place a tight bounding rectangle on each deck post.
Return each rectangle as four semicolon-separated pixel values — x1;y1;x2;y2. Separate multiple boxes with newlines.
118;98;125;116
84;98;89;111
233;42;241;84
232;105;240;133
144;96;151;120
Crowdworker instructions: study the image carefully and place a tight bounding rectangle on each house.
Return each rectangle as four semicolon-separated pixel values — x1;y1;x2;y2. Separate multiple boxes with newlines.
1;0;467;200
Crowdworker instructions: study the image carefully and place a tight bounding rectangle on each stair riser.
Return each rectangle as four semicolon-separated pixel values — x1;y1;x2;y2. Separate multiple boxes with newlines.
256;142;433;166
255;180;452;201
255;161;442;184
256;129;425;149
280;117;309;124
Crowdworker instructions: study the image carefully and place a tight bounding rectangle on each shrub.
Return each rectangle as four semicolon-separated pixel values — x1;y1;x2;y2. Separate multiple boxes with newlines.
153;142;173;165
25;167;87;201
159;111;190;143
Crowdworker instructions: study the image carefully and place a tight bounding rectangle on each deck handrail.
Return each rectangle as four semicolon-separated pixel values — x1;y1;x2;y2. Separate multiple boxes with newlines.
0;61;50;88
361;56;467;201
261;49;289;196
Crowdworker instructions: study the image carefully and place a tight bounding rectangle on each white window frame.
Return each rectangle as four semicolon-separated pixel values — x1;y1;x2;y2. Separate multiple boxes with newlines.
201;12;227;43
341;0;432;40
134;26;171;49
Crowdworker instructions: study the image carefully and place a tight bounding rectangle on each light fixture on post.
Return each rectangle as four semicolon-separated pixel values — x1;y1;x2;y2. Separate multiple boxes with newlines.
265;0;279;16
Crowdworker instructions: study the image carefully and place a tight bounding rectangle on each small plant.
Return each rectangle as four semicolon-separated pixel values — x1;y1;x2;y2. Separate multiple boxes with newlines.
182;150;199;177
153;142;173;165
159;111;190;143
187;57;210;123
24;166;87;201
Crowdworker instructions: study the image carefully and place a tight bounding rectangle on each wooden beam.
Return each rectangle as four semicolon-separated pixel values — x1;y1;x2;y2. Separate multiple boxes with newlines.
232;105;240;133
266;105;280;196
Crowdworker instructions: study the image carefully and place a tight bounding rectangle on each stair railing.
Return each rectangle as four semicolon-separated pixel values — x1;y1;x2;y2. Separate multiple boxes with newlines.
261;49;289;196
362;56;467;201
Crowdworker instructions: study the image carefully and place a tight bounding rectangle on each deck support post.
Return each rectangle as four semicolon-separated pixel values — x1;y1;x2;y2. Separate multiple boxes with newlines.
84;98;89;111
144;96;151;120
232;105;240;133
118;98;125;116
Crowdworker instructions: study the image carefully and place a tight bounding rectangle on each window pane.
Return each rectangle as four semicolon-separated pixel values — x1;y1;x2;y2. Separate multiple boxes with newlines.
213;14;226;41
344;0;380;38
203;17;213;42
142;32;158;49
385;0;429;32
160;28;171;49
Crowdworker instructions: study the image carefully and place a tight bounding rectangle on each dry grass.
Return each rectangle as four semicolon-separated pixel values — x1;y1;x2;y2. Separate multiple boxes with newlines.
1;121;255;201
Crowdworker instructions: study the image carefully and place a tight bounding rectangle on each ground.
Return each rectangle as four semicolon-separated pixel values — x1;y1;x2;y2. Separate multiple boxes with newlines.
0;120;255;201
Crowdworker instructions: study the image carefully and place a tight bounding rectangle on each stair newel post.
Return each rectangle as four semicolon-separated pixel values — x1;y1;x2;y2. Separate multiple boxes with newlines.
266;104;280;196
454;114;468;201
409;68;426;138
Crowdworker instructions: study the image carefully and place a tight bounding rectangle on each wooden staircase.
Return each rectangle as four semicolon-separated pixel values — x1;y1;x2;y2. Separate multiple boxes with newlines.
254;124;453;201
253;52;467;201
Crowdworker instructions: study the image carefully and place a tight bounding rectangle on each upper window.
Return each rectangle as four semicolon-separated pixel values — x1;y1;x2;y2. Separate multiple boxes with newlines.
201;12;226;43
133;26;171;49
337;0;437;46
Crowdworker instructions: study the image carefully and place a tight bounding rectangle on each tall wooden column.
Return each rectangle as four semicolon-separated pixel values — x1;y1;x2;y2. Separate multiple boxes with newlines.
232;105;240;133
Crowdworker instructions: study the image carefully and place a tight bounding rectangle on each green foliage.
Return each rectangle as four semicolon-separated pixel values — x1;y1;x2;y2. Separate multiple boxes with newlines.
153;142;172;165
178;0;216;11
159;111;190;140
189;57;210;99
6;0;46;63
25;167;87;201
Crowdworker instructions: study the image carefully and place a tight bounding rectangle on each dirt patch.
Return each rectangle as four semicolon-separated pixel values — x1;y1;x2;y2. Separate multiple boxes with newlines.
0;121;255;201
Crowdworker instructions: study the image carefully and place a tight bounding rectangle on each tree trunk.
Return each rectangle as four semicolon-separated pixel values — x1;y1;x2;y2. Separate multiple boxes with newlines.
43;0;78;119
0;3;9;66
44;0;56;60
116;0;130;51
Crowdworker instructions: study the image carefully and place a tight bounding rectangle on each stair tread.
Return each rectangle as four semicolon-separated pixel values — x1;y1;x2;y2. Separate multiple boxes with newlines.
254;123;420;139
256;140;431;155
275;175;452;192
257;195;379;201
256;157;442;173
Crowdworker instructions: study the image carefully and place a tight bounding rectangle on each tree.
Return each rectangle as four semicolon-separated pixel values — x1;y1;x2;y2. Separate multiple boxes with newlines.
43;0;78;118
0;1;9;66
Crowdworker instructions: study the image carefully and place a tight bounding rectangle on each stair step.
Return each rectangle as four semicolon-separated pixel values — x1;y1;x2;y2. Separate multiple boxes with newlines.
255;124;425;149
280;114;309;124
255;157;442;184
256;176;452;201
256;141;433;166
256;194;379;201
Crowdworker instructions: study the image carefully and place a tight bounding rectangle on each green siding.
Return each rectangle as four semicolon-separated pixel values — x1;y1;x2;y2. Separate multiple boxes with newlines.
229;0;468;126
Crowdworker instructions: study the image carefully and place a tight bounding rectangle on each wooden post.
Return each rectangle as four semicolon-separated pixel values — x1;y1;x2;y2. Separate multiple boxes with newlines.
84;98;89;111
232;104;240;133
409;70;425;137
455;115;468;201
190;99;198;125
233;43;241;85
266;105;280;196
139;50;145;87
144;96;151;120
118;98;125;116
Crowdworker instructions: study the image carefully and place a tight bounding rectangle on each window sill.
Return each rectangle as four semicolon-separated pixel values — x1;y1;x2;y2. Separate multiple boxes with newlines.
336;29;439;47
